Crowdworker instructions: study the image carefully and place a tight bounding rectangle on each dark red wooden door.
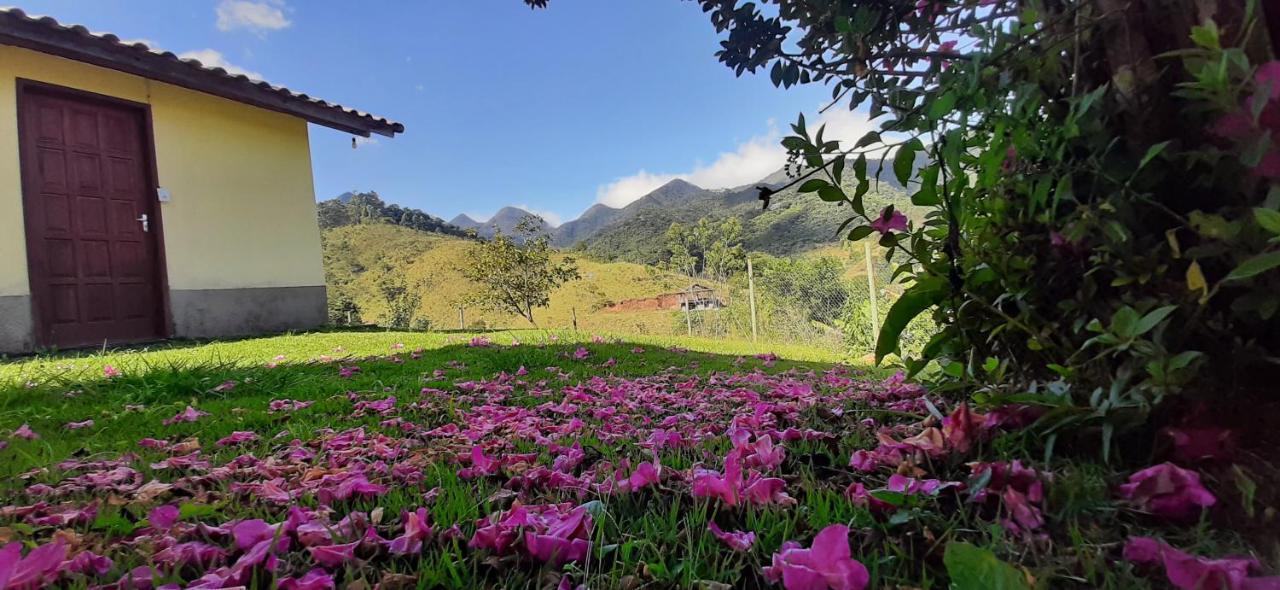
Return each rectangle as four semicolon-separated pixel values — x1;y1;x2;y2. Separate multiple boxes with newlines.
18;86;166;348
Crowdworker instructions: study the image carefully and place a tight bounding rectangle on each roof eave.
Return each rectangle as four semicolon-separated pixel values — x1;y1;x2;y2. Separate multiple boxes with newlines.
0;10;404;138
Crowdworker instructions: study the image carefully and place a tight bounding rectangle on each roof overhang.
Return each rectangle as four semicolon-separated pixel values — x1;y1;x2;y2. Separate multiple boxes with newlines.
0;8;404;137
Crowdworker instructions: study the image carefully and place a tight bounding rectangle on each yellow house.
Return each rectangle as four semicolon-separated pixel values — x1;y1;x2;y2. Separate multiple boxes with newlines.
0;8;402;353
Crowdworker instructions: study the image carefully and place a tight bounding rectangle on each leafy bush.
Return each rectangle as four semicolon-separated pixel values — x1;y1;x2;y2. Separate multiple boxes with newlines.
687;0;1280;447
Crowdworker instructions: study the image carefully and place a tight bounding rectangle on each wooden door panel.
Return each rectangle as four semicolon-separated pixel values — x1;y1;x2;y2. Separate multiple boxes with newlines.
19;86;166;348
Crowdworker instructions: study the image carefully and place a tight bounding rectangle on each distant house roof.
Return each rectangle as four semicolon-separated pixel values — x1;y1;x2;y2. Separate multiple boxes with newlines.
0;8;404;137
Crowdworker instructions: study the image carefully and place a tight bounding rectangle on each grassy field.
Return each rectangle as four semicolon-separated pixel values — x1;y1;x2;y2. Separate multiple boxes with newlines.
0;330;1268;589
323;224;704;335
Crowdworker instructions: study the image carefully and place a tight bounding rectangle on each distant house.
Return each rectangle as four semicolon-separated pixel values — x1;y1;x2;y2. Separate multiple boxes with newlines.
677;284;723;311
0;9;402;352
603;283;724;313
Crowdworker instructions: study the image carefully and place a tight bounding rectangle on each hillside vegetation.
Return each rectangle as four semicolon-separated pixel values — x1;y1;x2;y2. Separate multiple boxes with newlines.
323;224;697;333
578;176;910;264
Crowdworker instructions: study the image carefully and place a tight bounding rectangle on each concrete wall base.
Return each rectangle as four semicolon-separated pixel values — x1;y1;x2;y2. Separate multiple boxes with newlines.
0;294;34;355
169;285;327;339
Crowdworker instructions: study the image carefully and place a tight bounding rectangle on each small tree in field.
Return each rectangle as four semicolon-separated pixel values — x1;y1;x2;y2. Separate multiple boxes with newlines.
459;216;579;325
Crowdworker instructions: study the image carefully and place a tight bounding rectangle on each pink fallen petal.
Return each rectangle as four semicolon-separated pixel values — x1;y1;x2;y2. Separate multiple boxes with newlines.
708;522;756;552
1118;462;1216;521
278;568;337;590
163;405;210;426
12;424;39;440
763;525;869;590
1124;536;1280;590
148;504;180;529
308;539;360;568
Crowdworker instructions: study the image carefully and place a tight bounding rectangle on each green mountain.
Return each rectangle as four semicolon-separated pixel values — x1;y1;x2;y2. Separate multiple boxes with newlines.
576;168;909;264
318;191;469;237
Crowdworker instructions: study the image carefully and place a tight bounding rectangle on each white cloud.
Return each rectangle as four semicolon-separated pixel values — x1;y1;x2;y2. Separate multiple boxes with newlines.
464;206;565;228
594;109;888;208
216;0;291;34
177;49;264;81
517;206;564;228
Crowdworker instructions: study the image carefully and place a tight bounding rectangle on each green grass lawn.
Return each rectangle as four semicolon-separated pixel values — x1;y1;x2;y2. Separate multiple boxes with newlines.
0;330;1265;589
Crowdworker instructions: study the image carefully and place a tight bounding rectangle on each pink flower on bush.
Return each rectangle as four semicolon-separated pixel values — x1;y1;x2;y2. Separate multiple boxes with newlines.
1213;61;1280;178
708;522;756;552
870;208;908;234
762;524;869;590
1118;462;1216;521
1123;536;1280;590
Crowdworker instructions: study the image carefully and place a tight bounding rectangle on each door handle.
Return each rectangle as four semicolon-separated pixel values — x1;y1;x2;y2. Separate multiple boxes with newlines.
137;213;149;232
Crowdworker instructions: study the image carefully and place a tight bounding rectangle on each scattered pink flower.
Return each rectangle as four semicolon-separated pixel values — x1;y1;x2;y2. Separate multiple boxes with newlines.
1164;426;1235;463
163;405;210;426
148;504;180;529
217;431;259;447
1119;462;1217;521
102;365;121;378
707;522;756;552
0;539;67;590
211;380;238;393
11;424;38;440
308;539;360;568
763;525;869;590
572;347;590;360
64;419;94;430
1124;536;1280;590
278;568;336;590
337;366;361;378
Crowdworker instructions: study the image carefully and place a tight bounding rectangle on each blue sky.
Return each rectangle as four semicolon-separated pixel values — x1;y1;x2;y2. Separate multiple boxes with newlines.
17;1;877;225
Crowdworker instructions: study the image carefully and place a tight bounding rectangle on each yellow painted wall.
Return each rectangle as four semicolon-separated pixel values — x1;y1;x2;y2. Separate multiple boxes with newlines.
0;45;325;296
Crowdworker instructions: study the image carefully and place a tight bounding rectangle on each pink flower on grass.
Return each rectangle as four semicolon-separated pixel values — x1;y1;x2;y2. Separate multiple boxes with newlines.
337;365;361;378
217;431;259;447
0;539;67;590
1164;426;1235;463
62;549;113;576
307;539;360;568
278;568;337;590
1123;536;1280;590
148;504;180;529
11;424;38;440
468;336;492;348
102;365;121;378
870;208;908;234
708;522;756;552
211;380;238;393
572;347;590;360
64;419;94;430
387;508;433;556
163;405;209;426
763;524;869;590
692;453;795;507
1119;462;1216;521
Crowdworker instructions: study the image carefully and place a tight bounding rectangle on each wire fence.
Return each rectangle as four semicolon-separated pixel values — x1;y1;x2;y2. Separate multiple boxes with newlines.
383;244;939;362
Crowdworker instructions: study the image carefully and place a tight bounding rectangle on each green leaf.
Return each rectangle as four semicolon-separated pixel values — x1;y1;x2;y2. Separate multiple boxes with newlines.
179;502;219;519
1137;141;1170;171
893;140;921;186
1254;208;1280;235
798;179;828;193
875;280;944;363
846;226;875;242
818;186;846;202
1110;306;1140;339
927;91;957;121
1226;251;1280;281
854;130;882;149
944;542;1031;590
1133;305;1177;336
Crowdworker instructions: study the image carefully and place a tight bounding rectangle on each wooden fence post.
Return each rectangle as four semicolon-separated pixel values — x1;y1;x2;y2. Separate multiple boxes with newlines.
864;241;879;338
747;255;759;343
